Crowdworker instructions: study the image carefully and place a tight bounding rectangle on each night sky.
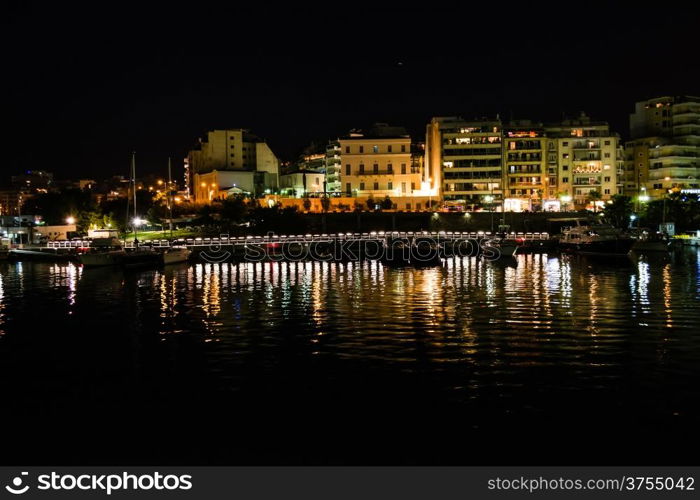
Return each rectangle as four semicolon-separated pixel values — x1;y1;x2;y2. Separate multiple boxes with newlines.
3;4;698;181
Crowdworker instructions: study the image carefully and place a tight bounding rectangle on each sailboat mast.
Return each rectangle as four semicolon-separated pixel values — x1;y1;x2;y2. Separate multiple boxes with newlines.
131;152;138;243
168;157;173;238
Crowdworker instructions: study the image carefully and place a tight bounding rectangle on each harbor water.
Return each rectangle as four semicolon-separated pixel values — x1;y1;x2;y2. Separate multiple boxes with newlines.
0;250;699;464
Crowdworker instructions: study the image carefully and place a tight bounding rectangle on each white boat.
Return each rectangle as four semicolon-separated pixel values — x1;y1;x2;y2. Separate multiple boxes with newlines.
558;220;634;256
160;246;191;265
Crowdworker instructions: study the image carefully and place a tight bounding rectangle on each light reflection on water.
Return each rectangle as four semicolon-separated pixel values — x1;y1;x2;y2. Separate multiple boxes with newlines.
0;250;700;462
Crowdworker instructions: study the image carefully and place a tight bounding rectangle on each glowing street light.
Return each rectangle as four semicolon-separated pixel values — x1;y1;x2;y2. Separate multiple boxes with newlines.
560;194;572;212
132;217;145;227
638;195;650;202
65;216;76;225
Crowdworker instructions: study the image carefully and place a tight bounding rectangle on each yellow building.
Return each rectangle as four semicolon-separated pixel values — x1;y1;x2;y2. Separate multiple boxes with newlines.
339;124;424;204
187;129;280;201
545;114;623;210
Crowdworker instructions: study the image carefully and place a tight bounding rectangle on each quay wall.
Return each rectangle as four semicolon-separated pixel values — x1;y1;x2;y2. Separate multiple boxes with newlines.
286;211;588;235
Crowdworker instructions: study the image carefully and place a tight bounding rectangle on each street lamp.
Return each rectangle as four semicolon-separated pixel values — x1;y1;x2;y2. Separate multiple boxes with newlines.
560;194;572;212
65;216;76;225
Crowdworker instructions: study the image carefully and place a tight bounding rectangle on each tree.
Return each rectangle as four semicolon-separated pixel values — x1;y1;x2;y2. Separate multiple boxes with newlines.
302;197;312;212
603;194;634;228
587;190;602;213
220;196;247;224
320;196;331;213
76;210;105;233
381;195;393;210
22;188;95;225
642;192;700;232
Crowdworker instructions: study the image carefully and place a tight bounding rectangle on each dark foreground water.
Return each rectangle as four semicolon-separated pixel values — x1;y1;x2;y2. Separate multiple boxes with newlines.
1;250;699;464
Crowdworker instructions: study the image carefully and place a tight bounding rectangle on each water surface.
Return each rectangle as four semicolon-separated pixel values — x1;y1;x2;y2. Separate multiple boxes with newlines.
0;251;699;464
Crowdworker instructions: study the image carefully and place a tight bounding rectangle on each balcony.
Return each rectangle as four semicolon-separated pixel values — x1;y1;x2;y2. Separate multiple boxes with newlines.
573;153;601;161
508;168;542;174
507;154;542;162
573;179;602;186
356;170;401;176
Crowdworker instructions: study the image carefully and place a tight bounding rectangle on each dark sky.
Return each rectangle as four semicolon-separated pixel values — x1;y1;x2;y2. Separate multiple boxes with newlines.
3;4;698;181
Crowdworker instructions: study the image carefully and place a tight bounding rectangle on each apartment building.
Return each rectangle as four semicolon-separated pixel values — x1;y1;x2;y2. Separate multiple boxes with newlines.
325;140;342;193
425;117;502;208
339;124;420;199
187;129;280;201
624;96;700;199
545;114;623;209
502;121;547;211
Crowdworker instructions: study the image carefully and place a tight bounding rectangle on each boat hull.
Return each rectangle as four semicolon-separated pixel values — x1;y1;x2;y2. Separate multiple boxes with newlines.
80;250;126;267
559;238;635;256
633;240;671;252
123;250;161;269
161;248;192;265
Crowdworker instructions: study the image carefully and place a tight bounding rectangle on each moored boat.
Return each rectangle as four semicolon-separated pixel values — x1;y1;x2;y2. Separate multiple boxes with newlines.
79;237;126;267
558;220;634;256
122;247;161;269
631;228;671;252
160;246;192;265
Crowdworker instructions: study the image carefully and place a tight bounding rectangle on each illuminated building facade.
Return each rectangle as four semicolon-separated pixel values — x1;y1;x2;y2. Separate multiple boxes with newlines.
426;115;624;210
187;129;280;201
624;96;700;199
280;170;326;198
425;117;502;208
545;114;623;210
503;121;546;211
325;140;342;193
339;124;420;200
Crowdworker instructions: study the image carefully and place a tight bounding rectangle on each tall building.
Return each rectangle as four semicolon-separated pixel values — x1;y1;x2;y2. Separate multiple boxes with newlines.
426;114;624;211
545;114;624;209
425;117;502;208
325;140;342;193
502;121;546;211
339;124;420;199
624;96;700;199
187;129;280;201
